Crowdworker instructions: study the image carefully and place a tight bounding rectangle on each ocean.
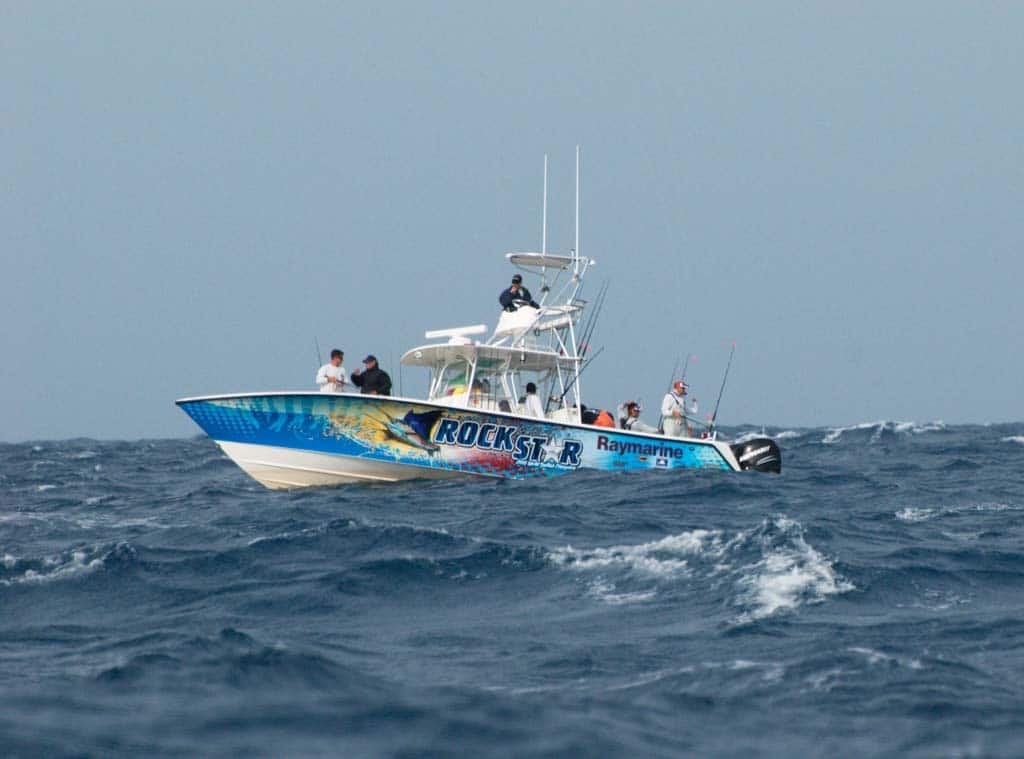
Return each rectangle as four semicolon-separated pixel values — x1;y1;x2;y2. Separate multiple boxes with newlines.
2;422;1024;757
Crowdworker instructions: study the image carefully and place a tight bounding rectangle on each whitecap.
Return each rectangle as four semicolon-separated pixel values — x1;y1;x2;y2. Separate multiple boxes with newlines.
585;580;656;605
848;646;922;670
734;516;853;621
36;484;57;492
0;546;108;587
895;507;936;523
551;518;852;621
822;420;945;443
733;429;768;444
893;420;945;435
732;428;803;443
822;421;886;444
550;529;720;577
895;502;1017;523
1002;436;1024;445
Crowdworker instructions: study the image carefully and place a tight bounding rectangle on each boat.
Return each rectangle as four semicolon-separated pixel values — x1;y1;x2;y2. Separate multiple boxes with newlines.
176;152;781;488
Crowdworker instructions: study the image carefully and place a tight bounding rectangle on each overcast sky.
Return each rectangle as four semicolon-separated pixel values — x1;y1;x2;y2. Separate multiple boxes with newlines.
3;2;1022;441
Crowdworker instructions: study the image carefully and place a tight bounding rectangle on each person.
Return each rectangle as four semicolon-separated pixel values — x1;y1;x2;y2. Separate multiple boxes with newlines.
315;349;347;393
661;380;697;437
524;382;545;418
578;404;599;425
617;400;659;433
469;377;491;406
499;274;540;312
593;408;615;427
351;355;392;396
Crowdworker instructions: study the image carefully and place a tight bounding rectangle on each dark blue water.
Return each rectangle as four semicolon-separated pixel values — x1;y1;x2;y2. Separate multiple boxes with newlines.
3;422;1024;757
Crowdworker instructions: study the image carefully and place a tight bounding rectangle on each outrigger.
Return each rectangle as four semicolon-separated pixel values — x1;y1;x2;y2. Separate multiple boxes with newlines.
177;151;780;488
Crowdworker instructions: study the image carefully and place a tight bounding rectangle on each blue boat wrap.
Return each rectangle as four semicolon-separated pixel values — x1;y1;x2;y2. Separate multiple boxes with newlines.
177;393;735;479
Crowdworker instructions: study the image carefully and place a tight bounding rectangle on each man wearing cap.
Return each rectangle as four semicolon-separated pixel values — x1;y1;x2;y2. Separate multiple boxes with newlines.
660;380;696;437
617;401;658;433
499;274;540;312
351;355;392;396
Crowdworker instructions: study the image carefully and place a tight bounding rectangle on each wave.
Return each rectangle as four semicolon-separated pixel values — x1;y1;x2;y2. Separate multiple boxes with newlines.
548;516;852;620
94;627;386;695
549;530;716;576
822;420;946;444
895;502;1019;523
0;543;135;586
732;428;806;445
1003;436;1024;445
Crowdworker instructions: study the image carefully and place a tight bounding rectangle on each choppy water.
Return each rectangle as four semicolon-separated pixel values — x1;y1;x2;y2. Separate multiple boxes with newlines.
3;422;1024;757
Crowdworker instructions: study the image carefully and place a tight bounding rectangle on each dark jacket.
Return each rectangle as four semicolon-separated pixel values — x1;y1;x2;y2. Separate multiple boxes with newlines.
351;366;392;395
499;285;539;311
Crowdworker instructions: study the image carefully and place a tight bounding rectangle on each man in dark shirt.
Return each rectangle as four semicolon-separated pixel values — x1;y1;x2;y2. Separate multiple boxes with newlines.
351;355;393;395
499;274;540;312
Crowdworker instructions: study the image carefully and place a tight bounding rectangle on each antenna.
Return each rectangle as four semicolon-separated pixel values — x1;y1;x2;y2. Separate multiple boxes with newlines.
574;145;581;276
541;154;548;256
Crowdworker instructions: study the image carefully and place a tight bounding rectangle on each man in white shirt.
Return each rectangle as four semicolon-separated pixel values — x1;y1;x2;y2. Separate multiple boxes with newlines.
316;349;348;393
524;382;545;418
660;380;697;437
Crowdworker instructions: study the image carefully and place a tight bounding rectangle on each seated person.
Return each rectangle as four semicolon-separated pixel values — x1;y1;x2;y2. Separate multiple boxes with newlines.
617;401;659;433
578;404;599;425
499;274;540;311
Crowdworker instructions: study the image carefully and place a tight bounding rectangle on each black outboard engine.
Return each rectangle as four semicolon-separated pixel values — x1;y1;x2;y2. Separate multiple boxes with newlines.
730;438;782;473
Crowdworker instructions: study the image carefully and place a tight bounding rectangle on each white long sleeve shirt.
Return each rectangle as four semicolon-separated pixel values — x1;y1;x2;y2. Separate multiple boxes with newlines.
661;392;697;419
524;392;545;418
316;362;348;393
661;391;685;419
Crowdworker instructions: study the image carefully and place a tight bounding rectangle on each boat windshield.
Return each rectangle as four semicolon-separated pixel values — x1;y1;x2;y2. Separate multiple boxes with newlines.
436;362;471;398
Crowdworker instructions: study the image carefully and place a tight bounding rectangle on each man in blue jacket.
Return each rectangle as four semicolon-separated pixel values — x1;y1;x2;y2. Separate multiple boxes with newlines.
499;274;540;312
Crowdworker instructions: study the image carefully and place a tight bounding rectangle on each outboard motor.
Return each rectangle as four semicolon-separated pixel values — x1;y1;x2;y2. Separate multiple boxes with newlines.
730;438;782;473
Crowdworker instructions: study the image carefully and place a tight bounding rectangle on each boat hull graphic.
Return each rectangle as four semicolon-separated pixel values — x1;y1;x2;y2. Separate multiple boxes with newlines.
177;393;739;489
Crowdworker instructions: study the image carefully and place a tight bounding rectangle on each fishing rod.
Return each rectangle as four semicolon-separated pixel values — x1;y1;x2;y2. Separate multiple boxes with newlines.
680;353;695;381
577;280;609;355
314;337;323;368
708;342;736;434
575;284;601;355
555;346;605;405
667;355;680;390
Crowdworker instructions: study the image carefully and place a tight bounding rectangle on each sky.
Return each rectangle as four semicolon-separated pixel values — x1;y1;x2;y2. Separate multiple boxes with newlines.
2;2;1022;441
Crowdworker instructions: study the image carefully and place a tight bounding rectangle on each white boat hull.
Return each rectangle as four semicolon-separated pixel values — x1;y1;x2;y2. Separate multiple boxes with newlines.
216;440;465;489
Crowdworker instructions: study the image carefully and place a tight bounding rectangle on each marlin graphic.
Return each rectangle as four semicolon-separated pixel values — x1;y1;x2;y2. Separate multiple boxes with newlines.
375;409;442;454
